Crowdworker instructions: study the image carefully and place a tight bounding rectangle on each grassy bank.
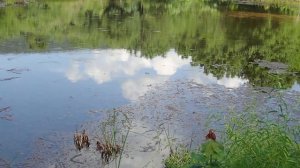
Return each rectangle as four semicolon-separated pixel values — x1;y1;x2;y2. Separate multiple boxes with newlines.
165;107;300;168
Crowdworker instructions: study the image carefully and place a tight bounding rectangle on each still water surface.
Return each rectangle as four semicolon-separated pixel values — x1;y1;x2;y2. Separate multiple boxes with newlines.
0;0;300;167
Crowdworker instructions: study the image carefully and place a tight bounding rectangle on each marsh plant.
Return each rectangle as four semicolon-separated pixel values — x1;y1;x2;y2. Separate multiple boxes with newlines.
73;129;90;151
165;104;300;168
223;107;300;168
97;109;131;168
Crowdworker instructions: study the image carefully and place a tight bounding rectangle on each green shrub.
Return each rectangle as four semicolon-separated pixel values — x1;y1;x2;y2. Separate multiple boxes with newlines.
165;150;192;168
223;110;300;168
165;108;300;168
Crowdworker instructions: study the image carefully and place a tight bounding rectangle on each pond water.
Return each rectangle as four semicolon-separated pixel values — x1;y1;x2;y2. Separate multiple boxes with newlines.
0;0;300;167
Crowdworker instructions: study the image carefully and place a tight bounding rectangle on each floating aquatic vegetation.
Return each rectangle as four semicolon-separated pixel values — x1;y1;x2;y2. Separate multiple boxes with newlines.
6;68;30;74
73;130;90;150
70;154;83;164
254;59;289;74
0;158;10;168
0;77;20;81
0;106;10;113
0;67;29;82
0;106;13;121
96;141;121;162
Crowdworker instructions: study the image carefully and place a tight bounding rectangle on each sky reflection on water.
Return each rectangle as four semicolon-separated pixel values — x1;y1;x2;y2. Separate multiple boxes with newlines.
0;48;250;163
65;49;249;101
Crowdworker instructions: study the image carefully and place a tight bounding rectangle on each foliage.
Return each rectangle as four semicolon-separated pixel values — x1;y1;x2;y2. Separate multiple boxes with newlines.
206;0;300;15
164;106;300;168
165;140;225;168
0;0;300;88
165;149;192;168
223;110;300;168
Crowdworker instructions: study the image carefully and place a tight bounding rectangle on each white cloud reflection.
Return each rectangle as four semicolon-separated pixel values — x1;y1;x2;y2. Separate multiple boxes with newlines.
66;49;190;84
65;49;248;101
186;69;248;89
66;49;152;84
217;77;248;88
291;82;300;92
121;76;169;101
65;62;83;82
151;50;189;75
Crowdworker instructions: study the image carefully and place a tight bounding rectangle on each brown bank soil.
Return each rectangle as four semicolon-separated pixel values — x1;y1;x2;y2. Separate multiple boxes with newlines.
22;80;300;168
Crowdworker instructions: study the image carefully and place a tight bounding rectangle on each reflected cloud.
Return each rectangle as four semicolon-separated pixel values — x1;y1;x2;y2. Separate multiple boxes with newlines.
65;49;191;101
217;76;248;88
151;49;191;75
65;62;83;82
187;69;248;88
122;76;169;101
65;49;149;84
65;49;247;102
65;49;190;84
291;82;300;92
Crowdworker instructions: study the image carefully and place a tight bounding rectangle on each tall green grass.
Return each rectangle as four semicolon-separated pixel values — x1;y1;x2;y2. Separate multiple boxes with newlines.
165;105;300;168
223;110;300;168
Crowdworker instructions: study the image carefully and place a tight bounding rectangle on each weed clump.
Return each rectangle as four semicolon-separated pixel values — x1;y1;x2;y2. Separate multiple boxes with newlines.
96;141;121;162
165;107;300;168
223;110;300;168
73;129;90;150
97;109;130;167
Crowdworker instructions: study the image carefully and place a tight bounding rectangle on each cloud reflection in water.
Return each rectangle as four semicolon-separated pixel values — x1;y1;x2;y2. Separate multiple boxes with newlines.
65;49;248;101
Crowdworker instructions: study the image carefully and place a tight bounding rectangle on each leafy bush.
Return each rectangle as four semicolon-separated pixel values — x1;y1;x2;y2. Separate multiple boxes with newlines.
223;110;300;168
165;108;300;168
